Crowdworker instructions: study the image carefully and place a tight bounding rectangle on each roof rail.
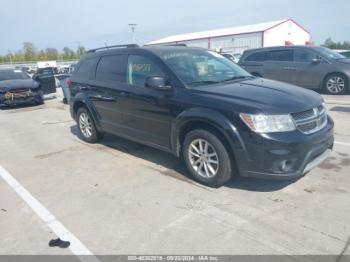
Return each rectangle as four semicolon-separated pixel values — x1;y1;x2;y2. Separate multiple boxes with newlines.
163;43;187;47
87;44;139;53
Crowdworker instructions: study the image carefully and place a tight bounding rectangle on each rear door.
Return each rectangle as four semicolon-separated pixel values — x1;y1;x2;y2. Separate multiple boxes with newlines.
33;68;56;94
263;49;295;84
88;54;128;134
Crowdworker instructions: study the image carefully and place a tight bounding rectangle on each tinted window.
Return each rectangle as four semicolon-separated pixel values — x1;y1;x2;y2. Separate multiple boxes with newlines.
245;52;266;62
96;55;125;82
294;49;317;62
0;70;30;81
127;55;164;86
75;58;97;79
267;50;293;62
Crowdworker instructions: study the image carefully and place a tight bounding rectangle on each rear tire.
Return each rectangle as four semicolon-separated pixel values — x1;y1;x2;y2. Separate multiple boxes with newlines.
76;107;103;143
323;73;348;95
182;129;233;187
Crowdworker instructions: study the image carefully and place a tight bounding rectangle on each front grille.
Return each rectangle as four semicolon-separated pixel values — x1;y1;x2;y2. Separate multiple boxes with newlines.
291;104;328;134
292;109;314;121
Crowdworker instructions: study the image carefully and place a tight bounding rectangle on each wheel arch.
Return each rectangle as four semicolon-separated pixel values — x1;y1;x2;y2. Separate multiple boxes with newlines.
71;95;102;132
171;108;246;159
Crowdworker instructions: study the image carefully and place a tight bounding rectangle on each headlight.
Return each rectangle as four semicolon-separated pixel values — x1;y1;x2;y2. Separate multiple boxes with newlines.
240;113;296;133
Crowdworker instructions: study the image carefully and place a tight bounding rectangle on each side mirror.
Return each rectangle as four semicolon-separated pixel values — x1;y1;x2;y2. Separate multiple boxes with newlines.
145;76;172;91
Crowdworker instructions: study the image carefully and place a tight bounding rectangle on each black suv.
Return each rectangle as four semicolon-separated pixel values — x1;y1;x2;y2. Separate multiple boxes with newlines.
69;45;334;187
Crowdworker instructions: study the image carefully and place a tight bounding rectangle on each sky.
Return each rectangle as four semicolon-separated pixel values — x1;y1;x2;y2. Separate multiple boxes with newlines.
0;0;349;54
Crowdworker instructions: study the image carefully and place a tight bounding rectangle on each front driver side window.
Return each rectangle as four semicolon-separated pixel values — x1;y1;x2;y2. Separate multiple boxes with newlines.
294;49;317;63
127;55;164;86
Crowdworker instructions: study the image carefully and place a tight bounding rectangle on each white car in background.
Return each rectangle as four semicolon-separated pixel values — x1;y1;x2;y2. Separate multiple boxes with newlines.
221;53;242;63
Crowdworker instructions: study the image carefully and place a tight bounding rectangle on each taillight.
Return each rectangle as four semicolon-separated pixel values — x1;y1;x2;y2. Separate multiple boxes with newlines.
66;79;72;88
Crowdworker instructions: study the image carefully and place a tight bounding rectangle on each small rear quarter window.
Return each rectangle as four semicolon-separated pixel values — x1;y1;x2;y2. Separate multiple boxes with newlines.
74;58;97;79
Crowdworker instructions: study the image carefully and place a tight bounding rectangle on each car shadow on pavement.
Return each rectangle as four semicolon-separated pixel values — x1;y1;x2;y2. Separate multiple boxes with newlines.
70;125;298;192
0;102;43;111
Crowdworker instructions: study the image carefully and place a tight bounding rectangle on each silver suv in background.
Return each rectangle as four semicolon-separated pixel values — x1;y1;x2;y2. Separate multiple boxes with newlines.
239;46;350;95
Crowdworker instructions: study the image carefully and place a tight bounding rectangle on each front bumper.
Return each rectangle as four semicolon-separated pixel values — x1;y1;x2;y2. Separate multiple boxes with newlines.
236;115;334;180
0;91;43;107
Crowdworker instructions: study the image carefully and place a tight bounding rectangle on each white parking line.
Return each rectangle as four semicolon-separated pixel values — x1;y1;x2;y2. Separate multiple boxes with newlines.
335;141;350;147
0;165;100;262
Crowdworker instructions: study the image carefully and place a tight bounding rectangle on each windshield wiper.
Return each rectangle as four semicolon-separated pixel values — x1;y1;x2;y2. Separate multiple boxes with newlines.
187;80;220;86
220;75;254;82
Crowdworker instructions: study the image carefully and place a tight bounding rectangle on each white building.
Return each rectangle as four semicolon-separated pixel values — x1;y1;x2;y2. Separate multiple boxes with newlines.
146;19;311;54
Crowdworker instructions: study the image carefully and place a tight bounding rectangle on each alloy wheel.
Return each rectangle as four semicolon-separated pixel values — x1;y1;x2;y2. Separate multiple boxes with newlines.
188;138;219;178
327;76;345;94
79;112;92;138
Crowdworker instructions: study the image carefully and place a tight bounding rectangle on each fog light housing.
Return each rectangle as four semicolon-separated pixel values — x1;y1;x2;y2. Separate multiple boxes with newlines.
279;160;293;172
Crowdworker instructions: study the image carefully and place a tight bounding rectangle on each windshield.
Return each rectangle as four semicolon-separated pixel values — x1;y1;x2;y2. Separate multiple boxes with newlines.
314;46;346;59
158;49;251;87
0;70;30;81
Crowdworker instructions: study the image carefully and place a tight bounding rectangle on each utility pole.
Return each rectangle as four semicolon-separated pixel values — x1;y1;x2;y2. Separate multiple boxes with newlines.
128;24;137;43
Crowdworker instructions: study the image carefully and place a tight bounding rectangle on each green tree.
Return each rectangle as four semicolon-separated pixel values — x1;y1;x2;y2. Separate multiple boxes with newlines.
45;48;58;60
23;42;37;61
76;45;86;58
62;47;75;60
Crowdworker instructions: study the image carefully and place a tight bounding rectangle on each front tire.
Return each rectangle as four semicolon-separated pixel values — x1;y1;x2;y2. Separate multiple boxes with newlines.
76;107;103;143
323;73;348;95
182;129;233;187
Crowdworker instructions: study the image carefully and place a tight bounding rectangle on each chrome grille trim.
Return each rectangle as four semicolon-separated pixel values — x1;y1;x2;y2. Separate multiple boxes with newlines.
291;104;328;134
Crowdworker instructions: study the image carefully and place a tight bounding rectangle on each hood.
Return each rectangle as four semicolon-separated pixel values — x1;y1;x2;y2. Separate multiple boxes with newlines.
190;77;323;114
0;79;39;92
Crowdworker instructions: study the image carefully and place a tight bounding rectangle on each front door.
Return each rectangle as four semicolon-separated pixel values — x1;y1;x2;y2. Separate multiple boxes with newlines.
293;49;325;88
119;54;174;149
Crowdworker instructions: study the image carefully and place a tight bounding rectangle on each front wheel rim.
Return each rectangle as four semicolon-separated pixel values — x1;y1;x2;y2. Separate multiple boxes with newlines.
188;139;219;178
79;112;92;138
327;76;345;94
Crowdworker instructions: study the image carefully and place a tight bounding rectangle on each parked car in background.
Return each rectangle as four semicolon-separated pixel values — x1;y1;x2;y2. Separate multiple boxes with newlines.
221;53;241;63
0;69;44;107
69;45;333;187
239;46;350;95
32;67;57;94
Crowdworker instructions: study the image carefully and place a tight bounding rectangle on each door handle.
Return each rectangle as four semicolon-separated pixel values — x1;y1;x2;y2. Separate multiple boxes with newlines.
91;94;116;102
119;92;129;97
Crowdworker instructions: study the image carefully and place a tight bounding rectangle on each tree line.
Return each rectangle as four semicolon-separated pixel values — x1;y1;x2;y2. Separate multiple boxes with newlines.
1;38;349;64
0;42;86;64
322;38;350;50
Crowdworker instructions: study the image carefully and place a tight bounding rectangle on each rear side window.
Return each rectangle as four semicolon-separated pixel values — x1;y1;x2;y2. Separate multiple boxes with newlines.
245;52;266;62
96;55;126;82
127;55;164;86
294;49;317;62
74;58;97;79
266;50;293;62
